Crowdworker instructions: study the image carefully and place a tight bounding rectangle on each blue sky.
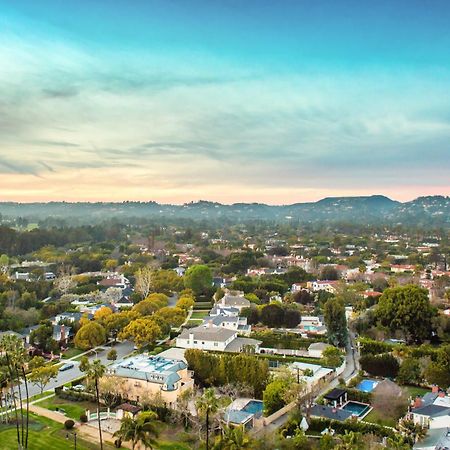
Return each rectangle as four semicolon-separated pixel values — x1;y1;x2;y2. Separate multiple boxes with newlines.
0;0;449;203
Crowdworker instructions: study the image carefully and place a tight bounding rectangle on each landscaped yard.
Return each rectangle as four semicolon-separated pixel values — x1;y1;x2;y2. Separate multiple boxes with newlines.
62;347;86;359
404;385;429;398
190;310;209;319
0;413;115;450
35;395;97;421
364;409;398;428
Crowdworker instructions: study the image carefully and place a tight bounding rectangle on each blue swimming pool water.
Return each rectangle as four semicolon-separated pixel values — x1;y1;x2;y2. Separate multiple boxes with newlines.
341;401;371;417
357;379;378;392
242;400;264;417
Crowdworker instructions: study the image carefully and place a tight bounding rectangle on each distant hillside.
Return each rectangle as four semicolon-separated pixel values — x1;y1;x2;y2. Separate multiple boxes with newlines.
0;195;448;227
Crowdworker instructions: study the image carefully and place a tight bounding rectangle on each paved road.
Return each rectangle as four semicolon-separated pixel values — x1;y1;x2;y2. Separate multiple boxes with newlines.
17;341;134;399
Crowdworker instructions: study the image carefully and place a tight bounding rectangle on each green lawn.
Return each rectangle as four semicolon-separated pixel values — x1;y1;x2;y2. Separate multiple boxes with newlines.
190;311;208;319
0;413;115;450
404;385;429;398
364;409;397;428
35;396;96;421
62;347;86;359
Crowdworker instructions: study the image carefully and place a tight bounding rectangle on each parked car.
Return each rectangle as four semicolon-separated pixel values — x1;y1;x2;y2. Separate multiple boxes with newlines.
59;363;74;372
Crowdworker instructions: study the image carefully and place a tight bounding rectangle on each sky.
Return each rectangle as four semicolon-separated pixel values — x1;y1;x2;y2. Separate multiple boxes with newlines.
0;0;450;204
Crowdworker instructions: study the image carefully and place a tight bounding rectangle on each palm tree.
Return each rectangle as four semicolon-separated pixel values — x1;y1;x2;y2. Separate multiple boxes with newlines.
398;419;427;443
0;334;30;449
113;411;159;449
80;358;106;450
212;426;253;450
196;388;221;450
335;431;364;450
386;434;412;450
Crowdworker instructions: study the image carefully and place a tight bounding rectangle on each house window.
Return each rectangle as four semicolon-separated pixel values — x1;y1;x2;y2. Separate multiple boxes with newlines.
214;342;218;347
194;341;197;344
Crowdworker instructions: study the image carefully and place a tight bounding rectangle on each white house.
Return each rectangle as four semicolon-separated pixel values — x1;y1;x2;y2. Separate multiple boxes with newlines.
176;326;237;351
218;294;250;311
202;315;251;335
307;280;339;294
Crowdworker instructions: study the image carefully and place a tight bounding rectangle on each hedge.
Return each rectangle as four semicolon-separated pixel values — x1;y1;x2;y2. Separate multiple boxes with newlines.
308;417;398;439
358;338;394;355
251;331;327;350
56;388;96;403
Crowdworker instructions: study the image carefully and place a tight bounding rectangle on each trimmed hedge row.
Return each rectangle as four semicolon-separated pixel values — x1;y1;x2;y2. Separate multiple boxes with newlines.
56;388;96;403
308;417;398;439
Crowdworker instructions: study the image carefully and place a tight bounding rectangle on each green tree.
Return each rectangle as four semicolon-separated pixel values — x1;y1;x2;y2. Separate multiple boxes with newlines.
74;322;106;350
212;426;254;450
397;357;422;385
196;388;221;450
113;411;160;450
106;348;117;361
323;297;348;347
184;265;213;296
80;359;106;450
29;321;58;353
119;318;162;348
375;285;436;343
322;346;343;368
28;365;58;393
263;378;289;415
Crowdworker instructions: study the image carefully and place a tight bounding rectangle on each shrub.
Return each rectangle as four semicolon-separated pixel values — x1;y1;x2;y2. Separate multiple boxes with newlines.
64;419;75;430
360;353;400;378
358;338;395;355
79;413;88;423
308;417;397;439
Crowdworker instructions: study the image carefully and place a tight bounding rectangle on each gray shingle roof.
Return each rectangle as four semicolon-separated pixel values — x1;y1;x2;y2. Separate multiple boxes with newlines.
310;404;353;421
178;326;236;342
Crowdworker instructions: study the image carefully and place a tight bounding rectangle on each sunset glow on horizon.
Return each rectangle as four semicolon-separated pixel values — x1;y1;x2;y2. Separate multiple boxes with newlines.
1;0;450;203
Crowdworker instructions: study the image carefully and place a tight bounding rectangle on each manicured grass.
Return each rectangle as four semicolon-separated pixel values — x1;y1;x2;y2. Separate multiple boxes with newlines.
62;347;85;359
364;409;397;428
0;413;114;450
186;319;203;326
35;396;96;421
190;311;208;319
404;385;429;398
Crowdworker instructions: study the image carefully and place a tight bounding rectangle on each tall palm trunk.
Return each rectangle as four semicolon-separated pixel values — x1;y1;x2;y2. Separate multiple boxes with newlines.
206;408;209;450
5;353;20;447
21;368;29;449
14;364;25;448
95;378;103;450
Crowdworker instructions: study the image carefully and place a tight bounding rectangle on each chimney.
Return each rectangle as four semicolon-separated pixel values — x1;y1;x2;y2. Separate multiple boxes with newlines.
332;408;337;413
438;391;446;398
413;397;423;408
432;385;439;393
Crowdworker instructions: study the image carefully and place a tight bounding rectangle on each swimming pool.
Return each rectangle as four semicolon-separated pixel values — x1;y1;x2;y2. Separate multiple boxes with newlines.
341;401;371;418
242;400;264;417
356;379;378;392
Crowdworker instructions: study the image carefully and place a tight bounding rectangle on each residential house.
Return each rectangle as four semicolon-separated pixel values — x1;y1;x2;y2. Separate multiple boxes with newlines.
409;387;450;430
217;294;250;312
108;354;194;409
176;325;261;353
307;280;339;294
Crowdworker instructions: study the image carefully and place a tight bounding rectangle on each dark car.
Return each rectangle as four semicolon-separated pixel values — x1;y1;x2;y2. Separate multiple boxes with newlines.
59;363;74;372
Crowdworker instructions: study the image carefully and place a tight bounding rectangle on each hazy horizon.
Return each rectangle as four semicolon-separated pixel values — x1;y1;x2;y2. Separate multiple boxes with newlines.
1;0;450;203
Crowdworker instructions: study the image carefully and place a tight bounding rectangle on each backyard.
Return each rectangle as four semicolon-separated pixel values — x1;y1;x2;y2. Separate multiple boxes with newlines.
35;395;97;421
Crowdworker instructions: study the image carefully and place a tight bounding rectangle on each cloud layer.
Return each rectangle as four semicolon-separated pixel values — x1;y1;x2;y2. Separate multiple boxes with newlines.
0;12;449;203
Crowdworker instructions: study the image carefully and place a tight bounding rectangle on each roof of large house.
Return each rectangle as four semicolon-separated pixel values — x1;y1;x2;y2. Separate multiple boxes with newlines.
220;295;250;308
110;354;186;387
203;316;239;326
412;404;450;418
178;326;236;342
310;404;353;421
